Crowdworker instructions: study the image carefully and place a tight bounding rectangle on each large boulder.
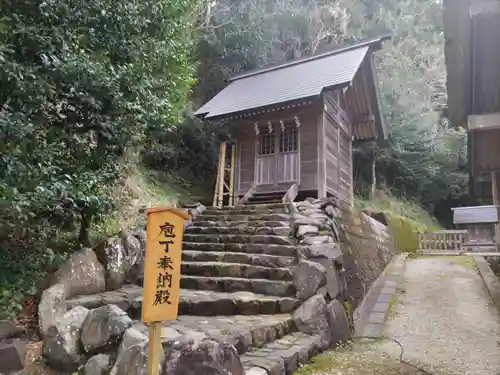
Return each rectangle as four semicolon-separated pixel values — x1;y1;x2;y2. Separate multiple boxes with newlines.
122;232;144;285
110;327;148;375
322;264;341;300
42;306;89;371
51;248;106;298
292;295;329;335
84;354;112;375
95;231;143;290
326;300;351;345
110;341;154;375
293;261;326;301
81;305;133;353
303;243;343;266
38;283;67;338
164;338;244;375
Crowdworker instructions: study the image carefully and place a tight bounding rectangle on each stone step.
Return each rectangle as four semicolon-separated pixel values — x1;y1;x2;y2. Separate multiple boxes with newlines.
182;242;297;257
205;203;286;213
246;196;283;204
241;332;329;375
181;262;293;281
193;220;290;228
182;250;296;268
183;234;293;246
180;275;295;297
66;287;300;317
185;226;290;236
132;314;294;354
197;213;291;222
203;208;286;216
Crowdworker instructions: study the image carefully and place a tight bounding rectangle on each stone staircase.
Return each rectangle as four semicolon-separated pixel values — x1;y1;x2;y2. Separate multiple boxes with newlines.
64;203;333;374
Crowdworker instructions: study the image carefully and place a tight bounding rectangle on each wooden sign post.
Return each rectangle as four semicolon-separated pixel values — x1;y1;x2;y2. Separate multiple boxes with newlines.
142;206;189;375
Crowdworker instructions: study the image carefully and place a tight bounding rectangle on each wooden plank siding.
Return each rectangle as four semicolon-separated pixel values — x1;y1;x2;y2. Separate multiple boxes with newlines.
299;110;319;191
323;90;353;204
236;124;256;196
233;104;320;196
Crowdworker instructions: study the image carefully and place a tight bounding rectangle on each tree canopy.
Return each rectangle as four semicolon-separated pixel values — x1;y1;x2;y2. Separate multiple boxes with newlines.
192;0;468;216
0;0;197;247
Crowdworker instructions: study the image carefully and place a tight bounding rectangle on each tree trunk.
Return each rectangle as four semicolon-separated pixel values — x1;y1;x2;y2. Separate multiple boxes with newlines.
79;211;92;248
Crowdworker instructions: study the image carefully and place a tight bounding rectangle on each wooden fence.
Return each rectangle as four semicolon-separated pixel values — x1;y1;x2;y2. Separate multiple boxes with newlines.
416;230;470;251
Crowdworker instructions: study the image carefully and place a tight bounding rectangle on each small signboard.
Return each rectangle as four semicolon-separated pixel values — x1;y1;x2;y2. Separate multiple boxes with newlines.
142;206;189;323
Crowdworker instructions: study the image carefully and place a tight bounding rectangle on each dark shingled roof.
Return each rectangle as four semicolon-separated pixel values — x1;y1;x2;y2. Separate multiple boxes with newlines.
195;37;388;120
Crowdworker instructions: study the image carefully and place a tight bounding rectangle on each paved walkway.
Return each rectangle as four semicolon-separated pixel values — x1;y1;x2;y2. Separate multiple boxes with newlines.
297;257;500;375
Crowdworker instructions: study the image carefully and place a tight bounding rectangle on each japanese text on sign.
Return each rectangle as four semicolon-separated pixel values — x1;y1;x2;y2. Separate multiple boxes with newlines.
142;207;188;323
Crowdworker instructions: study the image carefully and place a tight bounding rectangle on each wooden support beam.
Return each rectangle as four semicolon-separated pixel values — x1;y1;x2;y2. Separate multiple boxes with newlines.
229;144;236;206
212;143;224;207
217;142;227;208
468;113;500;131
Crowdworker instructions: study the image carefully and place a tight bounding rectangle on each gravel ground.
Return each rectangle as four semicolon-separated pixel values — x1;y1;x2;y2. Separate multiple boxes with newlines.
379;257;500;375
299;256;500;375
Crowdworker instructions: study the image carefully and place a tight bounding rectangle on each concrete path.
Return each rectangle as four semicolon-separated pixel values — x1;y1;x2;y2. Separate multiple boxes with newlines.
380;257;500;375
296;256;500;375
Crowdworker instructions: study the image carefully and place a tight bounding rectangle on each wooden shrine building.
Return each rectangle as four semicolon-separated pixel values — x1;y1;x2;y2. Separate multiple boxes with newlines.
195;37;389;205
444;0;500;204
444;0;500;248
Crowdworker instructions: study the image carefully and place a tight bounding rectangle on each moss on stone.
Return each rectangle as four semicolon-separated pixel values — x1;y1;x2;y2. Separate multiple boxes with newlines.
293;353;340;374
292;343;431;375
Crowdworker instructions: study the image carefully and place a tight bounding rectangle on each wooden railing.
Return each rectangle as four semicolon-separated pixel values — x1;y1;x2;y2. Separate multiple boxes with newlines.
416;230;470;251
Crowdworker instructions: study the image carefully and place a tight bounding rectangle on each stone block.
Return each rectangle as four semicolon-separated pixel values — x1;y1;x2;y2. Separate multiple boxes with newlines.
372;302;389;313
293;295;329;335
0;339;26;373
43;306;89;371
368;312;386;324
297;225;319;238
164;339;245;375
84;354;111;375
51;248;106;299
293;260;326;301
38;283;67;338
326;300;351;345
0;320;24;340
81;304;133;353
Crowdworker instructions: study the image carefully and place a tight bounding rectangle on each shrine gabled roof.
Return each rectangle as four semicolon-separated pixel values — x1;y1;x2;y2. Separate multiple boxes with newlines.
194;37;389;120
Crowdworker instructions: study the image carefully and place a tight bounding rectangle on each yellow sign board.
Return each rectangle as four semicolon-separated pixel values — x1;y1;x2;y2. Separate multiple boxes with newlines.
142;206;189;323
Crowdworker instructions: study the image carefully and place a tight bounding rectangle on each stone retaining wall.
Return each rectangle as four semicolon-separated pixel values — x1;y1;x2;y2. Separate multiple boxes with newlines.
288;198;397;321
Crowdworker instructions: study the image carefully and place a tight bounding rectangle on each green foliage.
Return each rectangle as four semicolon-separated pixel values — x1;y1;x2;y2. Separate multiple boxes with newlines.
0;248;67;319
385;213;427;253
0;0;197;249
345;0;468;211
192;0;468;221
143;113;229;184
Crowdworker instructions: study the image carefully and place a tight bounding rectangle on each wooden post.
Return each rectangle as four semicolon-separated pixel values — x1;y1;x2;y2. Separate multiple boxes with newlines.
147;322;162;375
217;142;227;208
492;171;500;251
142;207;189;375
229;144;236;206
213;143;224;207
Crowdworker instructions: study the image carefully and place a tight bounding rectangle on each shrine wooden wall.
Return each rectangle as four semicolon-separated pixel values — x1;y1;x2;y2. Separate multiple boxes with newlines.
323;90;353;204
234;104;321;197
